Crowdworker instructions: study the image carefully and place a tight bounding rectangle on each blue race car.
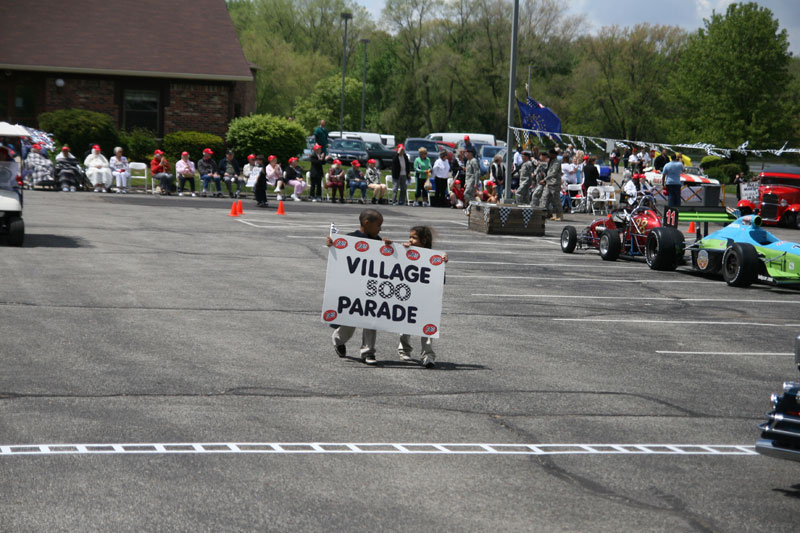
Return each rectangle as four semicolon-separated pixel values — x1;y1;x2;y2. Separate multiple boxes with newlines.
646;212;800;287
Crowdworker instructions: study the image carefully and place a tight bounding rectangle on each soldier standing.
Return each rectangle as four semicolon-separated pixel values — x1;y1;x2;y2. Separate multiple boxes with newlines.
515;151;534;204
463;147;480;208
531;151;549;207
540;149;564;221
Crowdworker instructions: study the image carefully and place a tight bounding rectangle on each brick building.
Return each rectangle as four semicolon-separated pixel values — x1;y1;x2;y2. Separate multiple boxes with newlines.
0;0;255;138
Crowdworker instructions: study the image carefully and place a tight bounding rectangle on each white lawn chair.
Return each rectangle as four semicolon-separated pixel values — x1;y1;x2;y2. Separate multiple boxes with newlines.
567;183;583;212
587;186;611;215
129;162;148;194
601;185;617;211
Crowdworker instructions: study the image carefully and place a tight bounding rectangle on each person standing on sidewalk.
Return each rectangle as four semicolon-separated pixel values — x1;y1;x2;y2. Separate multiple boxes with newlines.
515;151;534;204
391;144;411;206
463;146;480;209
432;150;450;207
309;144;329;202
314;120;329;155
663;153;684;207
540;149;564;220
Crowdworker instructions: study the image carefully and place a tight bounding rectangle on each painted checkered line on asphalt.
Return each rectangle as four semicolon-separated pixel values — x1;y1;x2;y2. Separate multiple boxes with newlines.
0;443;758;456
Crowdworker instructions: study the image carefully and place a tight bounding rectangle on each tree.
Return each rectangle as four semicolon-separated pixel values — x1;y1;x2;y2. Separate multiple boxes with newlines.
292;75;364;133
671;2;794;148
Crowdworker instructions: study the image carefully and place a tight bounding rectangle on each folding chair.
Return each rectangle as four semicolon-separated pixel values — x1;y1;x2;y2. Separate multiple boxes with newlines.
601;185;617;211
567;184;583;212
587;186;610;215
129;162;148;194
406;175;417;205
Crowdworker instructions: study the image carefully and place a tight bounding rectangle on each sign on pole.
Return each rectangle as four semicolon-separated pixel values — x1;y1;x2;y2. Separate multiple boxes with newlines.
320;236;446;338
740;181;759;202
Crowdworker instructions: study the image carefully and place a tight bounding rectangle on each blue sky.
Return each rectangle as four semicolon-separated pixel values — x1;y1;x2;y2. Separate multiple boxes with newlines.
359;0;799;54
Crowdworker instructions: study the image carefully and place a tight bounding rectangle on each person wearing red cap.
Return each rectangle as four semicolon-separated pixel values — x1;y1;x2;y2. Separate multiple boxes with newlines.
218;150;242;198
197;148;222;197
84;145;113;192
462;135;475;155
265;155;284;200
151;150;173;195
176;151;197;197
283;157;306;201
390;144;411;205
449;179;465;208
325;159;345;203
242;154;259;193
55;145;80;192
109;147;130;193
365;159;387;204
346;160;367;203
23;142;54;189
308;143;331;202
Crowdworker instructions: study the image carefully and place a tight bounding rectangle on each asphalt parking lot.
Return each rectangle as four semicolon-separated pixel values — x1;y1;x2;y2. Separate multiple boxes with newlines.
2;190;800;532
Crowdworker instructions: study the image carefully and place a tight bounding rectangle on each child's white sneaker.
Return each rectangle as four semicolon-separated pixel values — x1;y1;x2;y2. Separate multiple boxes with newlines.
291;193;301;202
421;354;436;368
397;351;412;361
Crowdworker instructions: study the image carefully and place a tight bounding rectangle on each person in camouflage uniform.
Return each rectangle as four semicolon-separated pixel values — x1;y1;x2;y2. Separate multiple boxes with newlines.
531;151;549;207
515;150;534;204
540;149;563;220
463;147;480;208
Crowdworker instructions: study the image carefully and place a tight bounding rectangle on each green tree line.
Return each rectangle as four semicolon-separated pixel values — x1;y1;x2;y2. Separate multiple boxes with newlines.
227;0;800;149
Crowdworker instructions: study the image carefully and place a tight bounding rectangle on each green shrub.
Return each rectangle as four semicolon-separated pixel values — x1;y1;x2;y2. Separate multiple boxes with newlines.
226;114;306;165
163;131;225;164
38;108;119;156
705;163;742;185
119;128;158;163
700;155;723;170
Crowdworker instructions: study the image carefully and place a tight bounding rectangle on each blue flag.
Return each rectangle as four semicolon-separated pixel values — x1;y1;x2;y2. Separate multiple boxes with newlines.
517;97;562;142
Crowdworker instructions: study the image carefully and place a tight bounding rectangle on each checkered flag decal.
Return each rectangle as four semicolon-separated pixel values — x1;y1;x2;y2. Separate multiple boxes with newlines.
483;204;490;224
522;208;533;228
499;207;511;227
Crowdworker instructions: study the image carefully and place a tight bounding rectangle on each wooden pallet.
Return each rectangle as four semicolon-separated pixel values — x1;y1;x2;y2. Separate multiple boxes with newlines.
467;202;547;236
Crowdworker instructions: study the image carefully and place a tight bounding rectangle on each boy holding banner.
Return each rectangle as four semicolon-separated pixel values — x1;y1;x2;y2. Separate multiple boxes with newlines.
325;209;392;365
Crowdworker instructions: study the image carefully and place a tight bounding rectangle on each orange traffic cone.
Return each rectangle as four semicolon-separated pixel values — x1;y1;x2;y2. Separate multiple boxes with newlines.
688;221;696;234
237;199;244;216
276;200;285;215
228;201;239;217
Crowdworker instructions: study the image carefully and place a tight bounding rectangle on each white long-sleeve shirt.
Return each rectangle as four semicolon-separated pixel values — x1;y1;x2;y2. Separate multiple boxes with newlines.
432;157;450;179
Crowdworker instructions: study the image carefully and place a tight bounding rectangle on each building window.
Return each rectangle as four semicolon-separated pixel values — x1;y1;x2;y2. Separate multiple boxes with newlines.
123;89;159;132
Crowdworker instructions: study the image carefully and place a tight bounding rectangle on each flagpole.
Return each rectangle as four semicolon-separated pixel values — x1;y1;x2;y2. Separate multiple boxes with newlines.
503;0;519;204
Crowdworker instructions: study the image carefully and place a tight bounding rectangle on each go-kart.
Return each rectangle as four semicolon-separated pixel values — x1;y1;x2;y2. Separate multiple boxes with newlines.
560;194;685;270
653;211;800;288
756;334;800;462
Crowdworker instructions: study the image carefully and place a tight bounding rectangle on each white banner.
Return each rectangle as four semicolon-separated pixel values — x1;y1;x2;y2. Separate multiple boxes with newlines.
320;236;446;338
740;181;759;202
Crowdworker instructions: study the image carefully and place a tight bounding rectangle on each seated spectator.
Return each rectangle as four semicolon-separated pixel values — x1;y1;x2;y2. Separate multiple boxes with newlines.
55;145;81;192
84;145;113;193
481;181;498;203
242;154;258;193
365;159;387;204
265;155;284;200
108;146;130;194
176;151;197;197
326;159;345;203
450;179;465;208
151;150;173;195
347;160;368;204
283;157;306;201
197;148;222;197
24;143;54;189
219;150;242;198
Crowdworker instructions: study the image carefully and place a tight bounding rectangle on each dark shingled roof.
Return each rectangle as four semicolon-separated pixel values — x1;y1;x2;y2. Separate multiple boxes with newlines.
0;0;253;81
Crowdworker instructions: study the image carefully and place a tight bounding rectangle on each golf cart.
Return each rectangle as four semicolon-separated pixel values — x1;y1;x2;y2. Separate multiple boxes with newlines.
0;121;27;246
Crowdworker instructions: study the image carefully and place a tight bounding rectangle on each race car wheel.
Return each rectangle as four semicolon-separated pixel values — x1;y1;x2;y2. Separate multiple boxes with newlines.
796;212;800;230
6;216;24;247
722;243;759;287
599;229;620;261
645;227;684;271
561;226;578;253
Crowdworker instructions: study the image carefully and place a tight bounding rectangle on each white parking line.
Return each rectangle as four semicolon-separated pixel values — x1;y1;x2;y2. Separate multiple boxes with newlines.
472;294;800;305
656;351;793;356
455;275;715;283
555;318;800;328
456;261;644;269
0;442;758;457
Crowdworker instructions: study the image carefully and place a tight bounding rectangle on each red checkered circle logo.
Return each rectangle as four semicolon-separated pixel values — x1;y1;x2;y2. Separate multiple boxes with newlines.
430;255;444;266
422;324;438;335
380;245;394;256
406;249;420;261
355;241;370;252
333;238;348;249
322;310;338;322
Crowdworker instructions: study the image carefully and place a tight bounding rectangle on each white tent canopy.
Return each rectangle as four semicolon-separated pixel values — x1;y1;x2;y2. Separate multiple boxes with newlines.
0;122;29;137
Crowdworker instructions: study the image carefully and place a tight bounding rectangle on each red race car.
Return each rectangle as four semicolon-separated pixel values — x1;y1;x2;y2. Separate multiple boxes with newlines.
560;194;685;269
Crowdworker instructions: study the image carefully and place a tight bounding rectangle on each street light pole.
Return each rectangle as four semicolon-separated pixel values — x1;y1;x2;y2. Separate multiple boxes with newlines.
360;38;370;131
340;12;353;139
503;0;520;204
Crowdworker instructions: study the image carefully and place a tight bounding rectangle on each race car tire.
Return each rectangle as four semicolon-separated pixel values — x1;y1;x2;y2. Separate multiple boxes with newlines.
645;227;684;271
796;212;800;230
6;216;24;247
599;229;620;261
722;243;759;287
561;226;578;253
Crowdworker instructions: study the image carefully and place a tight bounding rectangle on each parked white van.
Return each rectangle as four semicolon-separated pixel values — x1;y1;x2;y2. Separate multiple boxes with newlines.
426;132;497;146
329;131;395;147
